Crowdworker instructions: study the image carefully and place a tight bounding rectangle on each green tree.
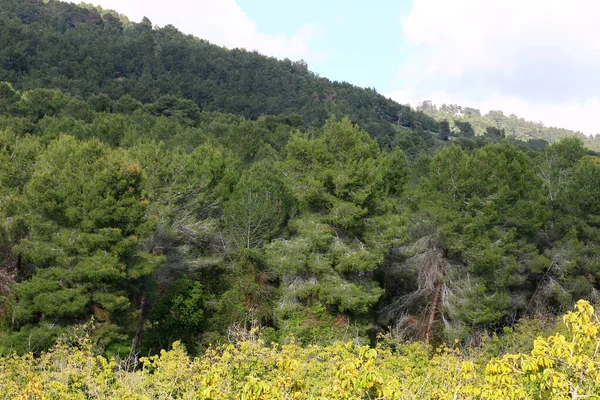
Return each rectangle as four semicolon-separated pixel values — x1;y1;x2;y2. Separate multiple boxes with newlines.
541;156;600;307
223;159;293;250
0;131;41;323
438;119;451;141
266;118;407;340
128;141;239;348
144;275;206;352
8;136;163;353
386;142;549;340
454;120;475;138
0;82;20;113
538;138;586;203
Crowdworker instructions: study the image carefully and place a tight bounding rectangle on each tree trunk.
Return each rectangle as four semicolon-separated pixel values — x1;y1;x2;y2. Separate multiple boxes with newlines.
425;259;446;344
131;295;148;355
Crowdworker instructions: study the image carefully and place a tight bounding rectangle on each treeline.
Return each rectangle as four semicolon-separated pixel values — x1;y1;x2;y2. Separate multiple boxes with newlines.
418;101;600;152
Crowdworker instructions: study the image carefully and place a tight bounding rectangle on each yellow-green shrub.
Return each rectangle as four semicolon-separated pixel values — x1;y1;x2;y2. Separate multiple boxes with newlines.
0;300;598;399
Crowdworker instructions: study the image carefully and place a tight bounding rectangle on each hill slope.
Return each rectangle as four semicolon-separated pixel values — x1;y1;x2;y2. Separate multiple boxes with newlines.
417;101;600;152
0;0;441;138
2;0;597;150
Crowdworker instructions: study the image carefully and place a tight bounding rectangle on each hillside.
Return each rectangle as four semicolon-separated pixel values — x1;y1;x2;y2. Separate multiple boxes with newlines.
1;0;596;151
0;0;599;379
0;0;442;141
418;101;600;152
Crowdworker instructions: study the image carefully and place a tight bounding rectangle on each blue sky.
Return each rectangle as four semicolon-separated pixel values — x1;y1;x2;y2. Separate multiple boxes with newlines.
236;0;412;92
90;0;600;135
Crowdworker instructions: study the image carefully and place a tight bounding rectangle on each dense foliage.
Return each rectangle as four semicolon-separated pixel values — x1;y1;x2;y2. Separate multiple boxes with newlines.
1;0;600;389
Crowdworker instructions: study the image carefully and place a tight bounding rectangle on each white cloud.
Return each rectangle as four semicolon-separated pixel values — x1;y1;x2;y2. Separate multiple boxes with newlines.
87;0;326;64
389;0;600;135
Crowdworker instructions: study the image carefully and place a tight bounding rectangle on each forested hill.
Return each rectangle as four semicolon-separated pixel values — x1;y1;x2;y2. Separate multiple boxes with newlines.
417;101;600;152
0;0;439;136
1;0;596;150
1;0;600;367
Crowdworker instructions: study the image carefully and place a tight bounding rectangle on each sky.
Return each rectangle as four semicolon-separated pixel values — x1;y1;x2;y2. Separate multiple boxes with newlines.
88;0;600;136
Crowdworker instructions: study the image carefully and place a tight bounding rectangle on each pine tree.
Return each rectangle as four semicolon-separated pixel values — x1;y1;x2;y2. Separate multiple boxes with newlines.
9;136;163;353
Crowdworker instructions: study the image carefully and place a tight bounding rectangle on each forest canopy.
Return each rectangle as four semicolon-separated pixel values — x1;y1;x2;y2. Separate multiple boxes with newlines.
0;0;599;377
